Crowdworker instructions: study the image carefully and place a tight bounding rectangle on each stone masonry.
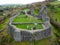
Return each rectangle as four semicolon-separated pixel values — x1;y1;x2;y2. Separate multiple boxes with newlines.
8;5;52;41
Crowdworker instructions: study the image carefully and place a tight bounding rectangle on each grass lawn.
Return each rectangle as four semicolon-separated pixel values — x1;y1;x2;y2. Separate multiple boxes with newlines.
13;14;43;22
13;14;43;30
14;23;43;30
34;9;39;15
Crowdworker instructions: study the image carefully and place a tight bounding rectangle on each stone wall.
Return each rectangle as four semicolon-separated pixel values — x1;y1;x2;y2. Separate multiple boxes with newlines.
7;5;52;41
8;22;51;41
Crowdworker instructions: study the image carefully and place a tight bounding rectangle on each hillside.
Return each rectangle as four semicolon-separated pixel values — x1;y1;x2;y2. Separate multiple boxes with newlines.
0;1;60;45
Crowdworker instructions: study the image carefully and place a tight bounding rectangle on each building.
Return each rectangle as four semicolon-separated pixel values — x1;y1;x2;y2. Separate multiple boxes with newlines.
8;5;52;41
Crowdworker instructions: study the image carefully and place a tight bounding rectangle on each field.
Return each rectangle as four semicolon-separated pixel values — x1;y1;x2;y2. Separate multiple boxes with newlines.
48;1;60;37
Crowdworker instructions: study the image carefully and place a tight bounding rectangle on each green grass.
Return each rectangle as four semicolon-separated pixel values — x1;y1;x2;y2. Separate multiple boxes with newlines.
13;14;43;22
34;9;39;15
48;3;60;36
51;13;60;23
0;24;3;29
14;23;43;30
48;4;60;23
0;22;7;30
13;14;43;30
35;38;51;45
48;3;60;39
0;17;9;30
8;37;51;45
50;7;60;23
53;26;60;37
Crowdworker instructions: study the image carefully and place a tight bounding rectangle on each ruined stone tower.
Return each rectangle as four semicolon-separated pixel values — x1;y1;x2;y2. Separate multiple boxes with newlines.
30;4;34;15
